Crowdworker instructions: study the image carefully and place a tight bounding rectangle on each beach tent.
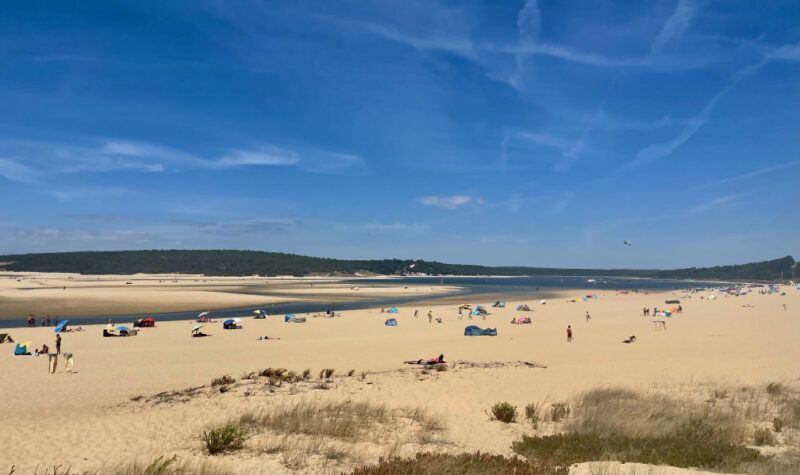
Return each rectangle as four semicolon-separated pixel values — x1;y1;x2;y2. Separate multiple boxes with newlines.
493;301;506;308
223;319;242;329
387;307;399;314
284;314;296;322
540;300;547;305
464;325;497;336
253;310;267;319
140;317;156;327
54;320;69;333
385;318;398;327
14;341;32;355
118;325;131;336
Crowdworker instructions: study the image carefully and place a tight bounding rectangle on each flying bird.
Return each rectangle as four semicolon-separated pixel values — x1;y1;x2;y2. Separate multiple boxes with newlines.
624;240;632;246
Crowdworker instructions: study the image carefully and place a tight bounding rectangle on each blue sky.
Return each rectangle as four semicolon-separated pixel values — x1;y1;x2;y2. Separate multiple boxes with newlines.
1;0;798;268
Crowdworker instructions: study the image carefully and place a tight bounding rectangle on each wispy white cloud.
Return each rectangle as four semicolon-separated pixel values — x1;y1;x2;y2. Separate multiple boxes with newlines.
417;195;474;209
698;160;800;188
509;0;541;89
687;194;738;214
211;147;300;168
649;0;697;56
0;138;364;180
333;222;430;234
0;158;43;184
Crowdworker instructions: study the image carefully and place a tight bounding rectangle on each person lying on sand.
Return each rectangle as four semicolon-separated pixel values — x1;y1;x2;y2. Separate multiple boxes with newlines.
404;354;445;365
257;336;281;340
622;335;637;344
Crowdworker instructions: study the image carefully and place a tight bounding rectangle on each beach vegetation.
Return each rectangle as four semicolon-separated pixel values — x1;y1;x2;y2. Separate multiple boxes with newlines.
351;452;568;475
754;427;776;446
490;402;518;423
210;375;235;387
200;422;249;455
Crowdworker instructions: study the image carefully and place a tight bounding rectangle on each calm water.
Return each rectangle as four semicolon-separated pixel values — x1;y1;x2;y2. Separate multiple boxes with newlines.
1;275;719;329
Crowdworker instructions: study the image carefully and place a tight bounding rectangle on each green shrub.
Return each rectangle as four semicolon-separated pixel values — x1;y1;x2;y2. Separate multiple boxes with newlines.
766;382;785;396
351;452;567;474
211;375;235;387
512;418;759;470
525;403;541;428
200;422;248;455
550;402;570;422
491;402;518;423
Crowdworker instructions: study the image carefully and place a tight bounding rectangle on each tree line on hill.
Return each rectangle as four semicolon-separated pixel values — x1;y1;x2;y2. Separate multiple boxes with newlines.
0;250;795;282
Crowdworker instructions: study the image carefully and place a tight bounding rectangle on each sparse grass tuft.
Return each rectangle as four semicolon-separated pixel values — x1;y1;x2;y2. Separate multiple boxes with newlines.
347;369;356;377
525;402;542;428
550;401;570;422
302;368;311;380
318;368;335;379
754;427;776;446
767;382;785;396
200;421;249;455
211;375;235;387
490;402;518;423
774;417;784;432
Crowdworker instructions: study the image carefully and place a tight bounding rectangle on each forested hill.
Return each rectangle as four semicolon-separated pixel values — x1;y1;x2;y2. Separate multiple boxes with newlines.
0;250;795;281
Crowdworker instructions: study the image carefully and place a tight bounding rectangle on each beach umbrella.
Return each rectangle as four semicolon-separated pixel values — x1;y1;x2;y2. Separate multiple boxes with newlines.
198;311;210;318
192;324;204;333
54;320;69;333
223;319;235;325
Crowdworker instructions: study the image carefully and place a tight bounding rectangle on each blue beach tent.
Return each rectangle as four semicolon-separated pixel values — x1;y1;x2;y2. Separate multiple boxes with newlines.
387;307;399;314
464;325;497;336
385;318;398;326
54;320;69;333
284;314;296;322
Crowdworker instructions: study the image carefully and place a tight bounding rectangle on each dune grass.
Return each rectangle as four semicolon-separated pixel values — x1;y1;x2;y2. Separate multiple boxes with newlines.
200;422;249;455
351;452;568;475
23;456;233;475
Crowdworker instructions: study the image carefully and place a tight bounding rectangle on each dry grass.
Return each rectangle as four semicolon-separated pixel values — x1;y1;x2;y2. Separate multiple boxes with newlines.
239;400;393;441
351;452;568;475
25;456;234;475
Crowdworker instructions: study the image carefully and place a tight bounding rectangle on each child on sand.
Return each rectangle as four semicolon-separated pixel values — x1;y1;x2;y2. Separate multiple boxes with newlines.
567;325;573;342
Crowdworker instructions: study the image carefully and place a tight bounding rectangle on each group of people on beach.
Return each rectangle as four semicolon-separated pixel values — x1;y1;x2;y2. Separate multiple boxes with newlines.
642;305;682;316
26;314;61;327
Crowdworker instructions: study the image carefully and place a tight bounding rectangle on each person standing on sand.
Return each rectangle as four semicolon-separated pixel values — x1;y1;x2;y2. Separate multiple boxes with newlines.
585;311;591;323
567;325;573;342
458;307;462;319
414;309;418;318
56;334;62;354
428;311;433;323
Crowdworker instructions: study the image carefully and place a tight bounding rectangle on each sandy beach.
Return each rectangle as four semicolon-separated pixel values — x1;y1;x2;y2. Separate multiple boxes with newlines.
0;272;458;319
1;280;798;474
